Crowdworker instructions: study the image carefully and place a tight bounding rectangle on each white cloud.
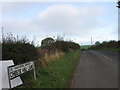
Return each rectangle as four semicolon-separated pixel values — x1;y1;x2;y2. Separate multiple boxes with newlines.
32;4;105;35
3;3;117;45
35;4;80;32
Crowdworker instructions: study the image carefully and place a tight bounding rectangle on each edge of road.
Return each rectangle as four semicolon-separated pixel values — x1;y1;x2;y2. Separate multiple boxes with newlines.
69;50;119;88
69;51;83;88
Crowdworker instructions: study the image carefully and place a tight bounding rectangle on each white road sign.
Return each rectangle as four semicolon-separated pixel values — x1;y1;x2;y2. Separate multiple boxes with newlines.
0;60;23;89
8;61;34;80
8;61;36;88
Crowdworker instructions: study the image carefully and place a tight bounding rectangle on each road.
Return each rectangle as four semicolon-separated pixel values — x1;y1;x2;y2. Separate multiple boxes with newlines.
70;50;118;88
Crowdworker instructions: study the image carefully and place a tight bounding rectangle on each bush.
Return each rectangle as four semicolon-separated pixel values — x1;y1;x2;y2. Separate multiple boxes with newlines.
41;37;55;49
89;40;119;50
39;35;80;57
2;33;39;64
48;40;80;53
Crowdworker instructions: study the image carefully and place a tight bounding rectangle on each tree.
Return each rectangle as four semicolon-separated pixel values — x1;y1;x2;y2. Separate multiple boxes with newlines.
95;41;100;45
117;1;120;8
41;37;55;49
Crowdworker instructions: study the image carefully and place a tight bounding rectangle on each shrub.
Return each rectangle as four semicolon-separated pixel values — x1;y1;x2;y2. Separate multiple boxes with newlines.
89;40;119;50
39;35;80;57
41;37;55;49
48;40;80;53
2;33;39;64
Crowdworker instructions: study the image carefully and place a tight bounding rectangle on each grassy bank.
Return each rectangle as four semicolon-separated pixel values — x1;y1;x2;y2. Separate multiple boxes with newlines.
21;50;81;88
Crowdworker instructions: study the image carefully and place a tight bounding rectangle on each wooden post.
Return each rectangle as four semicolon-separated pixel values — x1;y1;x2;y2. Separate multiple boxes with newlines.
33;62;36;81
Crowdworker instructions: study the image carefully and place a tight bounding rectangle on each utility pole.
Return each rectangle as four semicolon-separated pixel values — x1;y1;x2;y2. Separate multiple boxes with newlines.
91;37;93;45
2;27;3;39
2;27;3;33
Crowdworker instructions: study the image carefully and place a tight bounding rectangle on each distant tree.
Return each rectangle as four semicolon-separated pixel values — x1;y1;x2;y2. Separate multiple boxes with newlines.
117;1;120;8
48;40;80;53
41;37;55;49
56;35;64;41
89;40;119;50
95;41;100;45
41;36;80;53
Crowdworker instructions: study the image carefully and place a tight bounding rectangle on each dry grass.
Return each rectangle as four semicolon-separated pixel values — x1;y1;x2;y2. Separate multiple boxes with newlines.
20;50;81;88
38;52;65;67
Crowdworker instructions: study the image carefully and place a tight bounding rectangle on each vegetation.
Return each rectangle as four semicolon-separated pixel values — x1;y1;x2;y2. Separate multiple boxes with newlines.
20;50;81;88
40;36;80;53
81;45;92;49
2;33;39;64
48;40;80;53
89;40;120;52
2;33;81;88
95;41;100;45
41;37;55;49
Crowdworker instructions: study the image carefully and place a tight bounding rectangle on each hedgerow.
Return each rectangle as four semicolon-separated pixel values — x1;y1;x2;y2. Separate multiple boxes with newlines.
2;33;39;64
48;40;80;53
89;40;119;50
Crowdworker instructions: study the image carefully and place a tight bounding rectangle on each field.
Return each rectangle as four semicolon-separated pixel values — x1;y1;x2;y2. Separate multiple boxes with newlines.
81;45;92;49
20;50;81;88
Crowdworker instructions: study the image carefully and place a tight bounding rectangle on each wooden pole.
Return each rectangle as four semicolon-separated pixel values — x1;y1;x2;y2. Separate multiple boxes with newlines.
33;62;36;81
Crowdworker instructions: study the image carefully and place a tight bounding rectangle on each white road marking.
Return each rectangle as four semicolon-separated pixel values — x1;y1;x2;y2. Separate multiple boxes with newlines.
92;51;113;62
96;53;112;61
100;53;112;61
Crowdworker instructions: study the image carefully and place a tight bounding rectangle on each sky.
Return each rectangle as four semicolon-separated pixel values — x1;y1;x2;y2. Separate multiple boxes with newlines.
1;2;118;46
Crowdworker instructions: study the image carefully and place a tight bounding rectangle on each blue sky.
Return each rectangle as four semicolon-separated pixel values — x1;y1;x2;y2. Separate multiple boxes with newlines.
2;2;118;45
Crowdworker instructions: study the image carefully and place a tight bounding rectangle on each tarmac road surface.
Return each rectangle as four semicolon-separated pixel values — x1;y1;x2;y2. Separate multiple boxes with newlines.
70;51;118;88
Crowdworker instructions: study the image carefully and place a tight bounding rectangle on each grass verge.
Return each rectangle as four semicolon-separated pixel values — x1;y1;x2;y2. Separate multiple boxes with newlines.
20;50;81;88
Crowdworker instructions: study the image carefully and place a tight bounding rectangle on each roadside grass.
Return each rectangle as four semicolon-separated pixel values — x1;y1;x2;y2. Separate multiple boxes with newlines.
20;50;81;88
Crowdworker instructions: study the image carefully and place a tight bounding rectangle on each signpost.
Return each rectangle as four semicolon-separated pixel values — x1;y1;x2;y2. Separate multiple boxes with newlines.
7;61;36;88
0;60;23;89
